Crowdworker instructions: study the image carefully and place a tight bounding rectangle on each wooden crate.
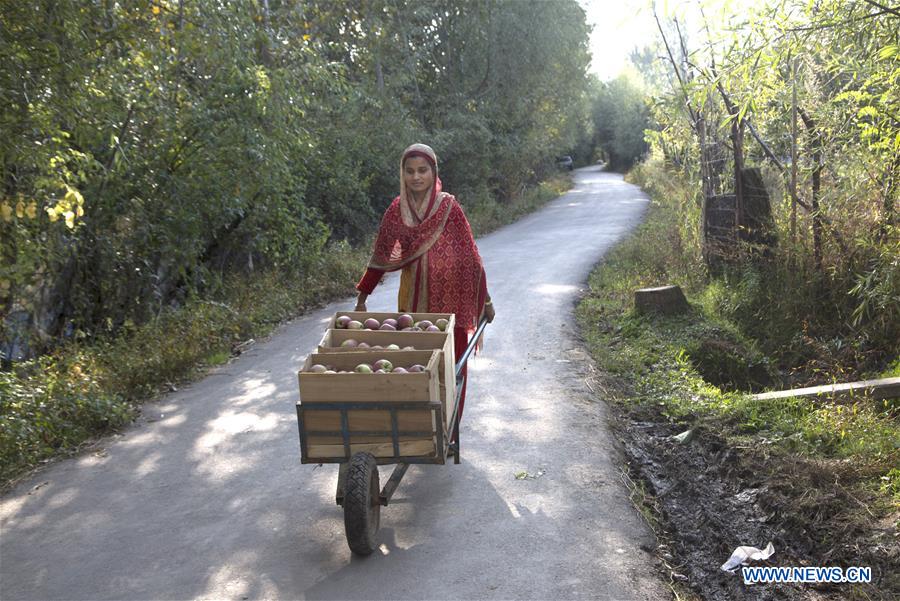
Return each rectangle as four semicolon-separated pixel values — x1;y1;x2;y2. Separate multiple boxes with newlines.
297;350;444;462
318;311;456;426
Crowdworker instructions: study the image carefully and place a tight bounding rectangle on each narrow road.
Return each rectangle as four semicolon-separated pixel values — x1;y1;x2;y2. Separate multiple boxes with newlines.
0;167;666;600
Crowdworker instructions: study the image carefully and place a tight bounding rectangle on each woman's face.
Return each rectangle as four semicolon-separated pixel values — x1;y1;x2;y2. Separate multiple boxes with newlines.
403;156;435;197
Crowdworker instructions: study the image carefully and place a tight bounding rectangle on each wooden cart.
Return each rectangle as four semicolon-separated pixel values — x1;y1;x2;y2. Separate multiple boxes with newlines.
296;314;487;555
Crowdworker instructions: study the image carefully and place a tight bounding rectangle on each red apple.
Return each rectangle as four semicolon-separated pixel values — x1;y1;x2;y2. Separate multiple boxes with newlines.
373;359;393;371
379;323;396;331
340;339;358;348
397;314;414;329
336;315;352;328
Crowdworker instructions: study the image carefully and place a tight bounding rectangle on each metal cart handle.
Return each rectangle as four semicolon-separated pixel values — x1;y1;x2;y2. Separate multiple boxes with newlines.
455;317;488;380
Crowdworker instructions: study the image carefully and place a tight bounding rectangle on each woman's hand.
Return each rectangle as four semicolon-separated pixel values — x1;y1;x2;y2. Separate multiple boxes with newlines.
484;298;495;323
355;291;368;312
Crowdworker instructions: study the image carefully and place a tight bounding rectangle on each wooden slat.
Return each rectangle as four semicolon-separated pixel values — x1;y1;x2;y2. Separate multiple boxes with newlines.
750;377;900;402
319;329;450;353
298;350;441;403
306;439;436;460
301;407;435;444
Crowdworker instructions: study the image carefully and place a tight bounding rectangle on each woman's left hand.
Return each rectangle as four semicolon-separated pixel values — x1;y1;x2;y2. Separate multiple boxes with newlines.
484;300;495;323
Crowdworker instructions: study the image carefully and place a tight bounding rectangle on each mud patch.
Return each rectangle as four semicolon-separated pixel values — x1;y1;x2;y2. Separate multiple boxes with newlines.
685;336;775;392
612;405;899;600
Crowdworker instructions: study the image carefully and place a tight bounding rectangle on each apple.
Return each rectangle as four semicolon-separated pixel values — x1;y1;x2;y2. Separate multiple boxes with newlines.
415;320;433;330
425;325;441;332
324;370;337;374
402;345;416;351
391;366;408;374
340;339;358;348
383;318;398;328
435;318;449;331
371;345;383;350
375;368;387;374
386;343;400;350
408;364;426;373
401;327;414;332
347;320;363;330
379;323;396;331
308;364;328;373
397;314;414;329
336;315;352;328
355;363;373;373
364;318;381;330
357;342;370;349
373;359;393;371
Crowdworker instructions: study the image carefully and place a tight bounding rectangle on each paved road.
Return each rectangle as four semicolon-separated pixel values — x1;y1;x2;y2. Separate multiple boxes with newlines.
0;166;667;600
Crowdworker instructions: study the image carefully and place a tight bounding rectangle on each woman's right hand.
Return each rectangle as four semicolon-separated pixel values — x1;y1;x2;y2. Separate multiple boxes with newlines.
355;292;368;312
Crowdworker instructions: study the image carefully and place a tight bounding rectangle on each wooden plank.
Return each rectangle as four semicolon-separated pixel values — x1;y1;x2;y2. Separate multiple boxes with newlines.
750;377;900;402
319;329;449;353
301;407;436;444
306;439;436;460
441;333;456;430
298;350;441;403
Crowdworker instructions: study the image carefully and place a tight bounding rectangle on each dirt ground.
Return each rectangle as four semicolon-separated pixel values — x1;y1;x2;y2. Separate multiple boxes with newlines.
607;401;900;600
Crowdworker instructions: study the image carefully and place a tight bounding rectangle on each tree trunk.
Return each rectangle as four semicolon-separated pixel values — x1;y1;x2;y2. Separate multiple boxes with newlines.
812;149;823;271
635;285;690;316
882;153;899;239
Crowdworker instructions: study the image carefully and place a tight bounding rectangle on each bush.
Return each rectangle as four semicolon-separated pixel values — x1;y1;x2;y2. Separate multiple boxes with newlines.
0;357;133;482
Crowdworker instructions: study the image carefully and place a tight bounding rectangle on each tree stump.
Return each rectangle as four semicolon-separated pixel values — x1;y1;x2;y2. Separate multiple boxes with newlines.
634;285;689;316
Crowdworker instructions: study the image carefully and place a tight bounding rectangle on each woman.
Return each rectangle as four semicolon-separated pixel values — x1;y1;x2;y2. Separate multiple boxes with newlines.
355;143;495;428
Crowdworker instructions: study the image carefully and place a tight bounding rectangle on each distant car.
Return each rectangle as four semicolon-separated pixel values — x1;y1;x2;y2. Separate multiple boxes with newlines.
556;155;574;171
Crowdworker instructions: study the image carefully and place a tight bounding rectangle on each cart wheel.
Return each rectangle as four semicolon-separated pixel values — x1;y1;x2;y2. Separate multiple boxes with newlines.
343;452;380;555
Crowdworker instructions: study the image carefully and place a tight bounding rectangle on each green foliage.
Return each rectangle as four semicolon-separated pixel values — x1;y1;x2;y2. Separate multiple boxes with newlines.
0;239;367;483
576;201;899;475
590;71;652;170
0;357;134;482
1;0;593;357
464;174;573;238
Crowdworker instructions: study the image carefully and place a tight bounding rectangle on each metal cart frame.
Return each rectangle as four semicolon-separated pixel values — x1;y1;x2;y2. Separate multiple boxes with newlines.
296;318;487;554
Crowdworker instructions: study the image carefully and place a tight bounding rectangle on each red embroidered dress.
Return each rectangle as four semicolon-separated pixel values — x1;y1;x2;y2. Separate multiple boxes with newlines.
357;144;488;422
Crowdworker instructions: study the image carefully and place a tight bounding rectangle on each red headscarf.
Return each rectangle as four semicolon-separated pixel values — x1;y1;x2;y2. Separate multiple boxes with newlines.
367;144;487;333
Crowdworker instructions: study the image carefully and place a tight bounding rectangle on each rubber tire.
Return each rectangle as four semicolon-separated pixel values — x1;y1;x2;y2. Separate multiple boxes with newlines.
343;452;380;555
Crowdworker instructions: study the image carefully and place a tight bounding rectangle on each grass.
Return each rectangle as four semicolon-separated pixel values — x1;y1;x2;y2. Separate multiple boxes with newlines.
0;173;572;487
576;202;900;492
465;174;572;237
576;195;899;597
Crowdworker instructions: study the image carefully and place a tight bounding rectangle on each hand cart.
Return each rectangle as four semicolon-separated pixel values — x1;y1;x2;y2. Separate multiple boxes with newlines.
296;317;488;555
